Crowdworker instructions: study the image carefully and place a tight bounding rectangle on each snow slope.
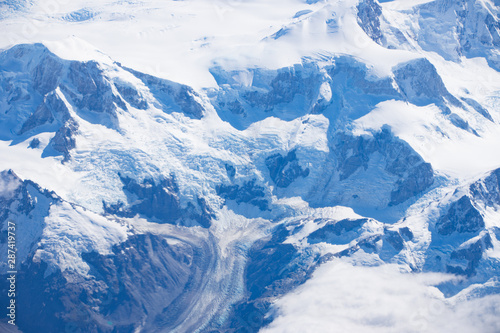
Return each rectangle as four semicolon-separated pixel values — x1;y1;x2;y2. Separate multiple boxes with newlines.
1;0;500;332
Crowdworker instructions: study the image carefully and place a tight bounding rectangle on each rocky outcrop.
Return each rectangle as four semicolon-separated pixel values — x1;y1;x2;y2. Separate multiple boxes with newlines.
308;218;368;244
357;0;383;44
393;58;461;107
50;119;78;163
124;67;205;119
104;175;214;227
446;234;493;276
225;224;319;332
333;129;434;206
209;57;402;129
19;92;70;135
12;233;198;333
436;196;485;235
266;150;310;188
216;179;270;211
470;168;500;207
416;0;500;69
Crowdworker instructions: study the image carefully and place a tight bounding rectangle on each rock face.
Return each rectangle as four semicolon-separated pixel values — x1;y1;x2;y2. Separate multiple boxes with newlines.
0;43;207;161
0;171;212;333
470;168;500;207
446;234;493;276
209;63;325;129
225;224;319;332
415;0;500;69
209;57;402;130
0;170;56;270
50;119;78;163
393;58;461;107
357;0;383;44
125;67;205;119
62;60;125;121
331;129;434;207
19;92;70;135
436;196;485;235
13;233;200;333
104;175;214;228
423;166;500;279
266;150;310;188
308;218;368;244
2;0;500;327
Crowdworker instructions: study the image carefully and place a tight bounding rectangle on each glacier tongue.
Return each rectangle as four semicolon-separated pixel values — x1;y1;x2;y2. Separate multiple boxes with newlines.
1;0;500;332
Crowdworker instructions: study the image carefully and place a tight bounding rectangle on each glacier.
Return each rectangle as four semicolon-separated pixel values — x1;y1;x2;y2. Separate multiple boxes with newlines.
1;0;500;332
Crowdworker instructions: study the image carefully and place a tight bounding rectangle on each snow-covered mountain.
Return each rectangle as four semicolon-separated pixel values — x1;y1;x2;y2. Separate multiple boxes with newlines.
1;0;500;332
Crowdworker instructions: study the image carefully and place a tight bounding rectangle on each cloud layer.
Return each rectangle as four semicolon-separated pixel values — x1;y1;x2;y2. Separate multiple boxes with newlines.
262;260;500;333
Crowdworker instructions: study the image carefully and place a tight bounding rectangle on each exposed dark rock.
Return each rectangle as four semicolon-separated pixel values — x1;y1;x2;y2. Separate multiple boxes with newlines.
225;164;236;179
28;138;40;149
31;52;63;95
308;218;368;244
358;234;383;253
334;133;371;181
436;196;485;235
64;60;126;117
216;179;269;211
186;197;216;228
239;64;322;113
470;168;500;207
333;129;434;205
225;224;319;332
393;58;461;107
446;233;493;276
384;228;405;252
209;57;402;130
266;150;310;188
357;0;383;44
448;113;479;136
19;92;70;135
123;67;205;119
104;175;182;224
461;97;494;122
417;0;500;70
8;233;196;333
104;175;213;227
114;81;148;110
390;161;434;206
399;227;414;241
50;119;78;163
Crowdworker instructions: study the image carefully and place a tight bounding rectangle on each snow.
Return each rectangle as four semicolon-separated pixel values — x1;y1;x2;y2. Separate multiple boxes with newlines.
353;100;500;180
0;135;85;200
33;201;129;276
2;0;500;331
0;0;421;89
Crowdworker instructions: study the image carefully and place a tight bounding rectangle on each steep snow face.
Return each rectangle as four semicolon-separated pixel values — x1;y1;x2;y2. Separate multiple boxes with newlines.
416;0;500;68
0;169;128;276
1;0;500;332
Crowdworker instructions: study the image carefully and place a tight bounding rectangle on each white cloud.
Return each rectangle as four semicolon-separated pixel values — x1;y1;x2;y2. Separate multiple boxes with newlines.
0;172;21;198
261;260;500;333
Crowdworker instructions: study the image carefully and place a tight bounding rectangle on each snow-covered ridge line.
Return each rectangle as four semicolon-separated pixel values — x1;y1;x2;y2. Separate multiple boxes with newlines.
1;0;500;331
